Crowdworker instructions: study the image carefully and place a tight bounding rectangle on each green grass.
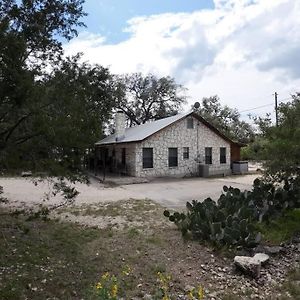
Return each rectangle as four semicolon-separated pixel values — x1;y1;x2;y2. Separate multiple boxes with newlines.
127;227;139;238
2;202;300;300
0;210;101;300
257;209;300;244
278;267;300;299
0;205;170;300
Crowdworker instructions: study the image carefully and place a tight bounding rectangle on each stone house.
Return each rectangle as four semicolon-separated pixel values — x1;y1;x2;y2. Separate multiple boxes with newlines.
95;111;244;178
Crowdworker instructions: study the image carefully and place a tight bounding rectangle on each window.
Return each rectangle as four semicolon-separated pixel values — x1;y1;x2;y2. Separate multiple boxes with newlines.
187;118;194;129
183;147;189;159
205;147;212;164
220;147;226;164
169;148;178;167
121;148;126;165
143;148;153;168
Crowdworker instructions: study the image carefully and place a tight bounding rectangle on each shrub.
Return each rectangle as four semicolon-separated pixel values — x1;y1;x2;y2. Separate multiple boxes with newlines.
164;176;300;248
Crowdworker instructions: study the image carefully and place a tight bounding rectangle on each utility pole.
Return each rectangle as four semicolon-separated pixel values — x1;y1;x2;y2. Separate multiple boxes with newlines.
274;91;278;127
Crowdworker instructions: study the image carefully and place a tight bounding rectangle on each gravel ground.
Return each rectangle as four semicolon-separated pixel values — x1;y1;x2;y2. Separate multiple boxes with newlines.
0;174;258;210
1;174;300;300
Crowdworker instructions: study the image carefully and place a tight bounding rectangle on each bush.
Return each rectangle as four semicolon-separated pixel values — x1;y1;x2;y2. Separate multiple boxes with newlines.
164;177;300;248
240;138;267;161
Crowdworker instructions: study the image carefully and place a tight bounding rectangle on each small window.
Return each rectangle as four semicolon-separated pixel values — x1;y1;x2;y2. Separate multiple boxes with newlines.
187;118;194;129
143;148;153;169
183;147;189;159
121;148;126;165
168;148;178;167
220;147;226;164
205;147;212;165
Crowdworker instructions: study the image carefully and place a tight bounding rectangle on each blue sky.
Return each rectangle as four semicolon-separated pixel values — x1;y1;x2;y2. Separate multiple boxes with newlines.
65;0;300;119
82;0;214;43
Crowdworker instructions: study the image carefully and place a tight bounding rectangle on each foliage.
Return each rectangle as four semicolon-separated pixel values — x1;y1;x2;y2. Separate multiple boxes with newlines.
247;93;300;174
193;95;255;143
0;0;117;181
187;286;204;300
154;272;172;300
93;270;204;300
0;209;100;300
240;137;267;161
0;0;86;64
256;209;300;244
262;93;300;176
116;73;187;127
279;267;300;299
164;177;300;248
3;177;84;220
0;185;8;204
164;195;261;249
94;272;118;300
251;113;273;136
1;53;116;176
92;265;136;299
0;0;86;154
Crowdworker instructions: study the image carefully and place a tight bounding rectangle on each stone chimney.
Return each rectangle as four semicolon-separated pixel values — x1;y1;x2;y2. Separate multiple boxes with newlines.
115;111;126;141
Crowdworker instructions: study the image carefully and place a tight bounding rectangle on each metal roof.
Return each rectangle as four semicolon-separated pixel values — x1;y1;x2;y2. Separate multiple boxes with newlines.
95;111;245;147
96;111;192;145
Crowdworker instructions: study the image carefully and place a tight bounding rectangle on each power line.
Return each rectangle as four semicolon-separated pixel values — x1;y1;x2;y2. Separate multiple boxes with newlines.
239;96;293;114
240;103;273;113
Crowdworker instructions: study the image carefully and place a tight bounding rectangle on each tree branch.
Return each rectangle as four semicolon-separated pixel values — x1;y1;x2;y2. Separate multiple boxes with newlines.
15;132;43;145
0;113;32;142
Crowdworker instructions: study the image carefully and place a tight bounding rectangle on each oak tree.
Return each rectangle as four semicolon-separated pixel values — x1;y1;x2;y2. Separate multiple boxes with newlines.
116;73;187;127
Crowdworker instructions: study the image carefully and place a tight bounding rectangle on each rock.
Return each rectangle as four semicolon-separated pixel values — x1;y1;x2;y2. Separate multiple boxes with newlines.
292;237;300;243
263;246;284;255
254;245;284;255
253;253;270;265
265;246;284;255
234;256;261;278
21;171;32;177
184;285;195;292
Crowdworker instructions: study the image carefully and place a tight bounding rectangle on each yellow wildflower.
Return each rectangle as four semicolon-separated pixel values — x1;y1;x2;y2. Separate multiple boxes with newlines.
122;265;132;276
197;286;204;299
101;272;109;280
111;284;118;297
188;289;195;300
96;282;102;290
162;295;170;300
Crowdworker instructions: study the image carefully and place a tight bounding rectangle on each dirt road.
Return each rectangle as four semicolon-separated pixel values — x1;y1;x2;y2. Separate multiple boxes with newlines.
0;174;258;209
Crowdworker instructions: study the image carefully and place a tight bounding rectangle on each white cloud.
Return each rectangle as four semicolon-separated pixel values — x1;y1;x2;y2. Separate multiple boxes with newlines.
64;0;300;117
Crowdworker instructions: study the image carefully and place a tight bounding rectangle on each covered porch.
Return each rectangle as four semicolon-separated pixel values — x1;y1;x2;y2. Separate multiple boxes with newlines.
94;143;137;178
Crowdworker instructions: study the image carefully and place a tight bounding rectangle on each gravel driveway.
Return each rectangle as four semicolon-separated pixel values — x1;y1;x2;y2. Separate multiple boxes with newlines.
0;174;258;210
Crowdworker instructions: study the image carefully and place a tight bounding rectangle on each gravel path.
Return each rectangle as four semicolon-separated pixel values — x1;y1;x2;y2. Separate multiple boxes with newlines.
0;174;258;210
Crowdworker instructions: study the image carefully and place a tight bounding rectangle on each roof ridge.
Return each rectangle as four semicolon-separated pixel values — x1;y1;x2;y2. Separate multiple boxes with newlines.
96;111;191;145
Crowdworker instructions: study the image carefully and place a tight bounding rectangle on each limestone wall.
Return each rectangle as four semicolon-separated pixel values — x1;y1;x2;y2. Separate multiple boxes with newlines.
111;143;137;176
134;116;231;177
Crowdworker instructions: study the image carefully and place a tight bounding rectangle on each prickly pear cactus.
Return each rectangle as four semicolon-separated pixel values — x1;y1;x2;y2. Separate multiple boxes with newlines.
163;175;300;248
